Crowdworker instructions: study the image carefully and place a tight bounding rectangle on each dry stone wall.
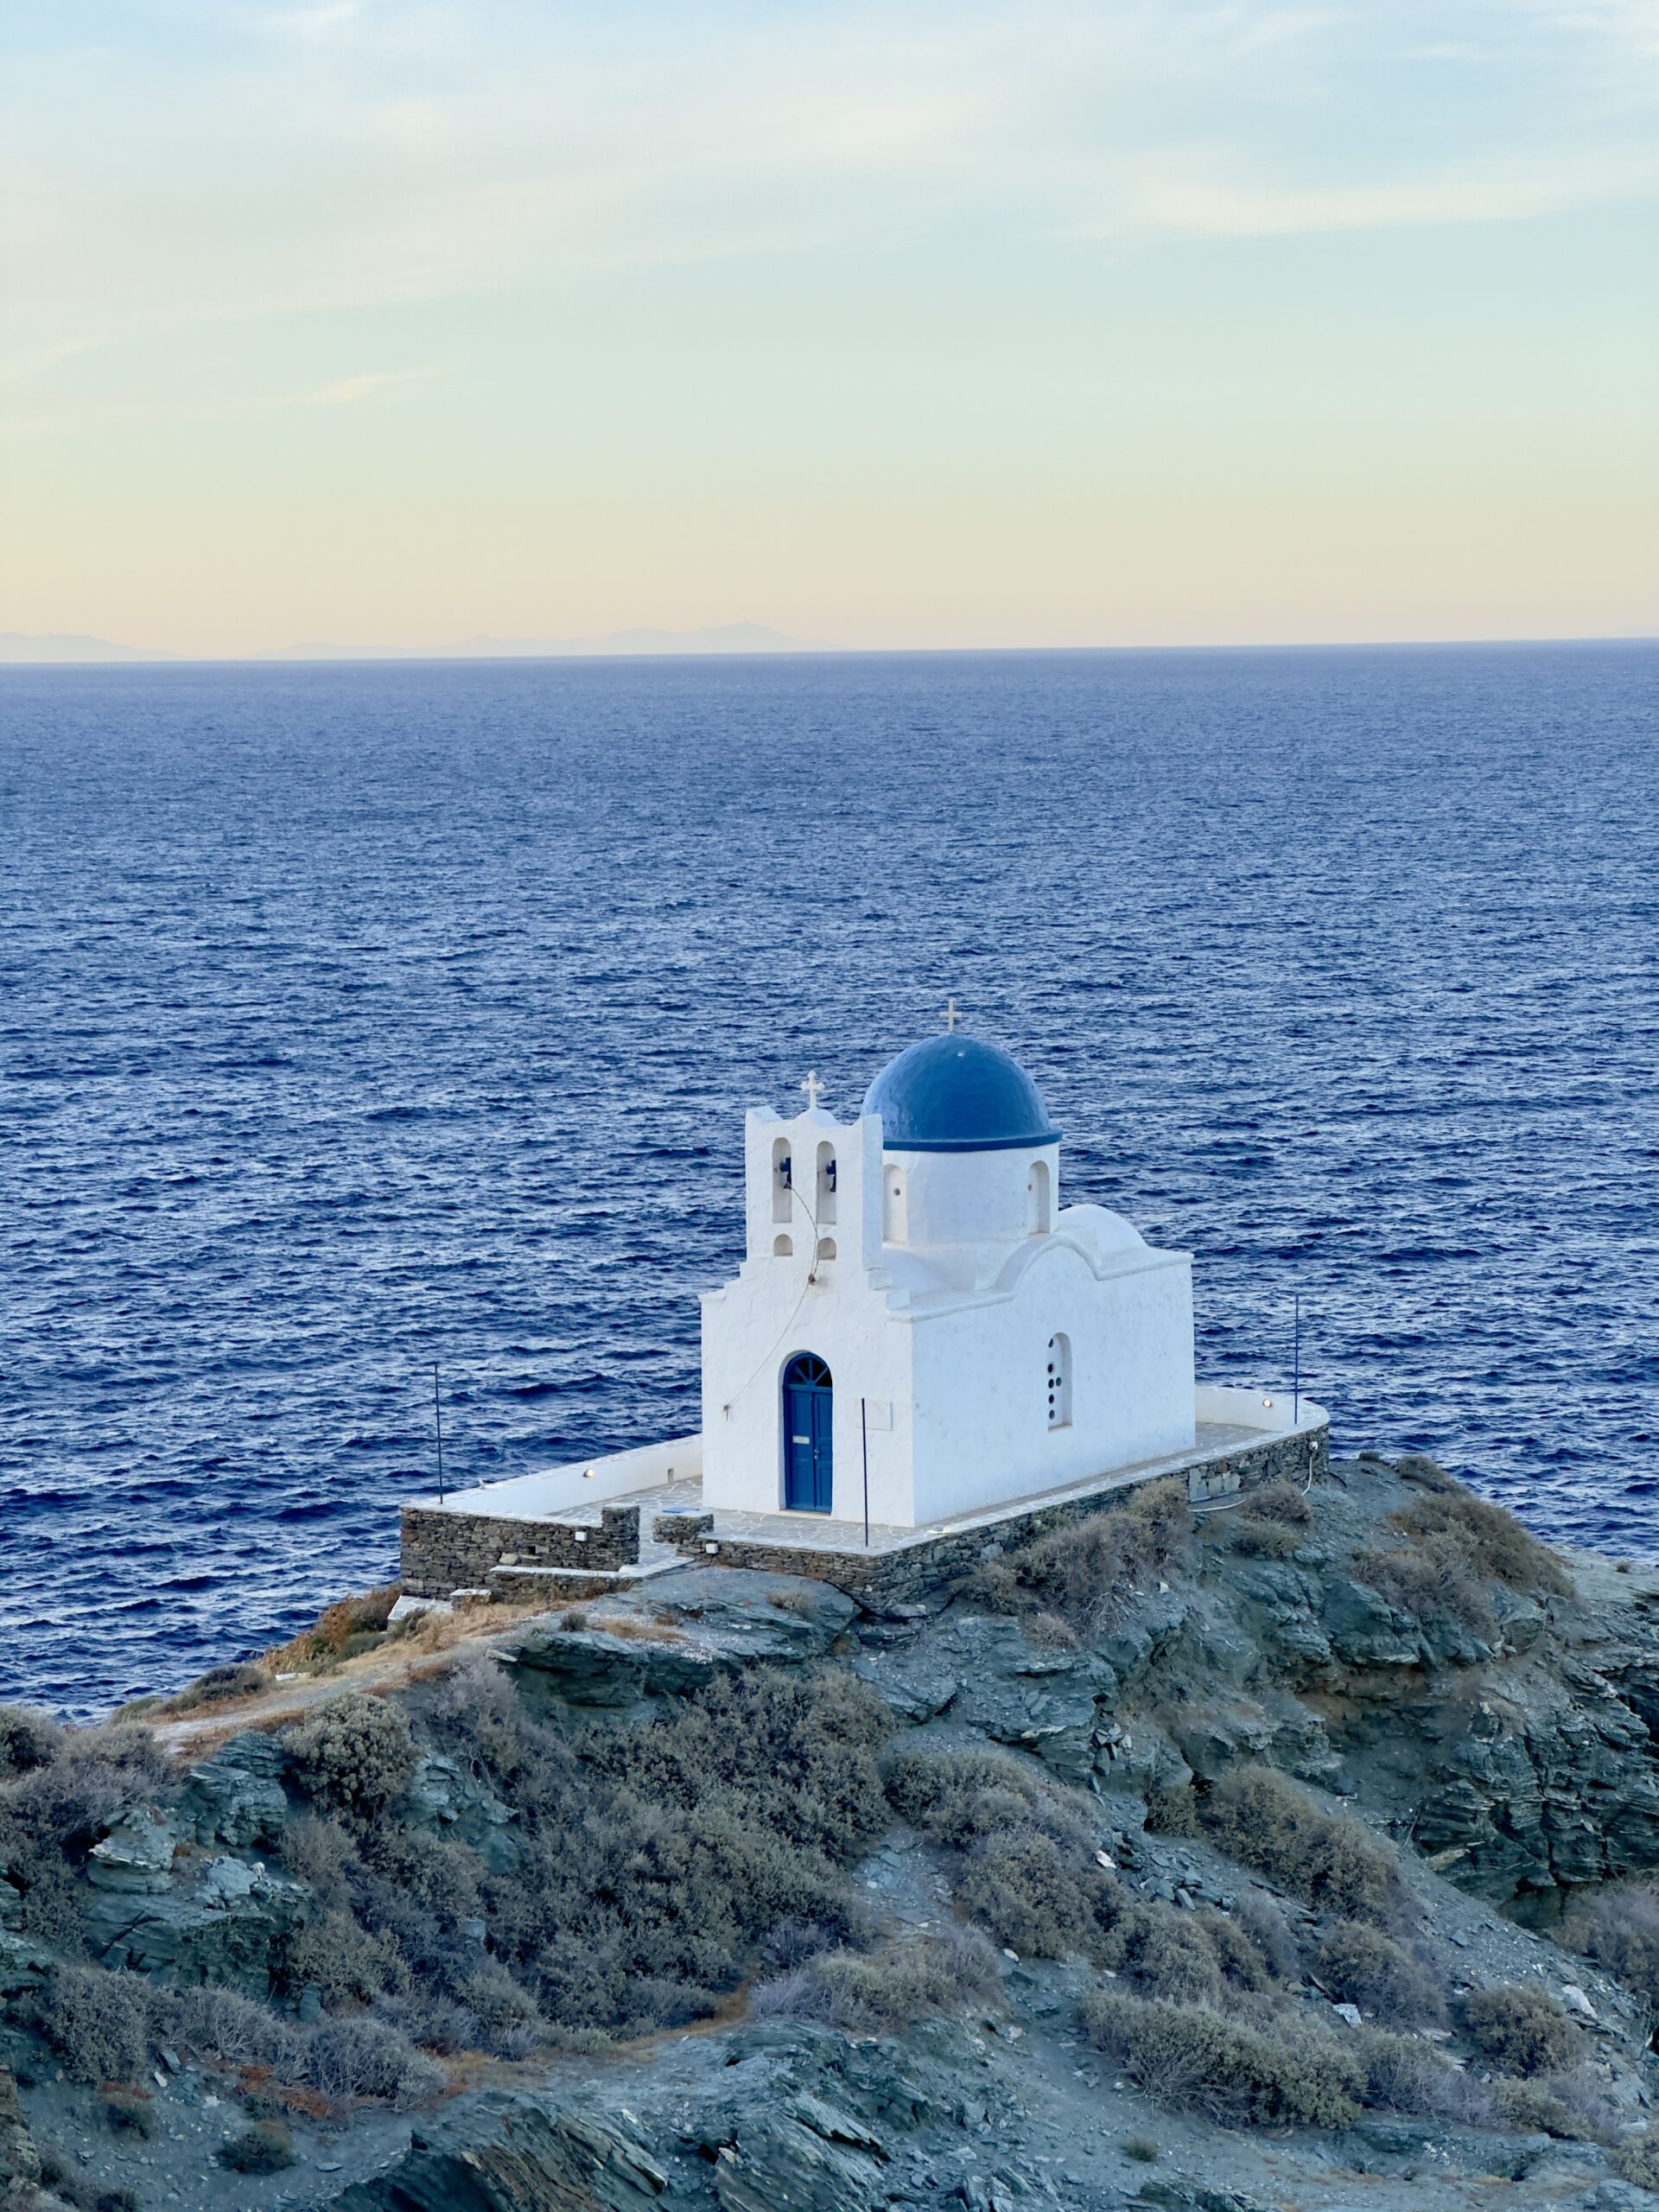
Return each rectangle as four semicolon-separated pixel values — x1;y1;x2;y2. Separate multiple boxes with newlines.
401;1503;639;1597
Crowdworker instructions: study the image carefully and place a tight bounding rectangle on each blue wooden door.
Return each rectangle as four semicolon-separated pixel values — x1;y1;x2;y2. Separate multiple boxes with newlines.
782;1353;833;1514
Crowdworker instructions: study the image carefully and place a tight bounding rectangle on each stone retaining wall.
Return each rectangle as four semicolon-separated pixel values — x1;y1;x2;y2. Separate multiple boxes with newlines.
400;1503;639;1598
403;1424;1326;1605
691;1423;1329;1611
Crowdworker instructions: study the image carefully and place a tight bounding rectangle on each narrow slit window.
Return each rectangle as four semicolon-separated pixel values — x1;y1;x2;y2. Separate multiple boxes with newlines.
1046;1333;1071;1428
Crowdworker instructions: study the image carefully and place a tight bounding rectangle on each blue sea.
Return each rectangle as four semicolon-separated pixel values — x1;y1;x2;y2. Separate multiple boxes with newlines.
3;645;1656;1719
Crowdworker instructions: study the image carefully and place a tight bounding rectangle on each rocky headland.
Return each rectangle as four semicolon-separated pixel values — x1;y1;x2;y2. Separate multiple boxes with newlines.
5;1452;1659;2212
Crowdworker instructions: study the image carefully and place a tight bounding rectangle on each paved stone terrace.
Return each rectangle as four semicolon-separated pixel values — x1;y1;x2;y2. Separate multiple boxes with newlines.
404;1415;1328;1608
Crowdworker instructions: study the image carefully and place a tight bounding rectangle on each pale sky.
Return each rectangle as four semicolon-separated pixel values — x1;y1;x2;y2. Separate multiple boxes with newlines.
3;1;1656;655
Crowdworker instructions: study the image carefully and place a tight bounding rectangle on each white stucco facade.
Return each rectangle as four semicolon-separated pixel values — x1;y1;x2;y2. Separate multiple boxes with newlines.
699;1049;1196;1529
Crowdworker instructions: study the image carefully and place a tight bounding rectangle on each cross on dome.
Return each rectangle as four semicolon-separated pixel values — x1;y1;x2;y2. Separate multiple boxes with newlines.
802;1071;824;1109
942;996;962;1032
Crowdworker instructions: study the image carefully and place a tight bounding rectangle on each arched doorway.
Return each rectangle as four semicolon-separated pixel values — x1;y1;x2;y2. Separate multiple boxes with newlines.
782;1352;833;1514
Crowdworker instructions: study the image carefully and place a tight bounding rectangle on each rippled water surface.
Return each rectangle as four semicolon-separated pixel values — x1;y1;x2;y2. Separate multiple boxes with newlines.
3;645;1656;1715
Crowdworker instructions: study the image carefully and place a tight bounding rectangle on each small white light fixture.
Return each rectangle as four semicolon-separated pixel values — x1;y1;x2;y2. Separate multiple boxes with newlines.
1262;1396;1274;1409
704;1541;719;1555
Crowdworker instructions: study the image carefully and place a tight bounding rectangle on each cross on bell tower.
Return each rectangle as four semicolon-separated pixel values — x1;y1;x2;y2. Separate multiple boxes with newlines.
802;1071;824;1110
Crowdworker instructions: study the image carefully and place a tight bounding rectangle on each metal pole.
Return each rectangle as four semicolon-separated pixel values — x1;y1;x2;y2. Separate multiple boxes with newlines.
860;1396;870;1549
433;1361;445;1502
1293;1294;1300;1426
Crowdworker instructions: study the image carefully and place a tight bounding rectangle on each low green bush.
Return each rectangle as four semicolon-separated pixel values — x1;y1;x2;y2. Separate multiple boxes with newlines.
1460;1984;1578;2076
1079;1987;1361;2128
1203;1766;1402;1923
34;1965;149;2086
956;1827;1115;1961
1314;1921;1446;2027
751;1927;1001;2031
1613;2130;1659;2190
284;1693;418;1824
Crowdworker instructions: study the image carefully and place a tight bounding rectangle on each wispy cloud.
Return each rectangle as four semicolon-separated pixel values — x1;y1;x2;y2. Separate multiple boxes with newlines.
297;368;431;406
2;0;1656;386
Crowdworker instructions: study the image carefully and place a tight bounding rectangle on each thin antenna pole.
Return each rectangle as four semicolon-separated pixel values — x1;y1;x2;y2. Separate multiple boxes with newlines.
433;1361;445;1503
1293;1294;1300;1426
861;1396;870;1550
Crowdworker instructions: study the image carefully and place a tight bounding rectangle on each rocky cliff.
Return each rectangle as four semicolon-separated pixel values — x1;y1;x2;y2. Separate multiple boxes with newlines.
4;1453;1659;2212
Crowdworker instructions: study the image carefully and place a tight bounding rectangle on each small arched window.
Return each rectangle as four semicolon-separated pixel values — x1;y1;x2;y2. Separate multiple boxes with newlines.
1046;1333;1071;1429
816;1236;836;1262
772;1232;793;1257
772;1137;792;1224
1027;1159;1052;1236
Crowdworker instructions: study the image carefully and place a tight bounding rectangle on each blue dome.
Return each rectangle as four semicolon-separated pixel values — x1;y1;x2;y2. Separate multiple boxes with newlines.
862;1034;1060;1154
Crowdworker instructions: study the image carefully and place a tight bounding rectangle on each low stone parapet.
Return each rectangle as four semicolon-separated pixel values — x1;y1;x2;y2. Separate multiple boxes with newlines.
400;1502;639;1599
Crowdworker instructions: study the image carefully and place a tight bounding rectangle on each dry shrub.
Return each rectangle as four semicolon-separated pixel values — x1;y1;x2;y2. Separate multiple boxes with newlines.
1358;1478;1569;1630
1356;1540;1496;1635
99;2086;152;2138
751;1927;1001;2031
1233;1890;1302;1982
1111;1908;1224;2005
1460;1984;1578;2076
883;1744;1077;1847
1144;1783;1198;1838
34;1965;149;2085
1350;2025;1488;2123
1563;1882;1659;2013
1224;1516;1305;1560
1613;2130;1659;2190
1495;2076;1597;2141
154;1986;305;2075
281;1910;408;2009
284;1693;417;1824
1026;1611;1080;1649
956;1828;1111;1961
0;1704;64;1775
276;1586;402;1672
0;1719;167;1946
1079;1988;1361;2129
219;2120;296;2173
1314;1922;1446;2028
1249;1480;1313;1527
307;2017;442;2108
1204;1766;1402;1924
1018;1479;1193;1632
162;1662;267;1715
882;1742;1116;1961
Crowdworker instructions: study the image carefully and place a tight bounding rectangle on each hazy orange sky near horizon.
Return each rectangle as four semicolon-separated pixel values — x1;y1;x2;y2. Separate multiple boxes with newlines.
3;1;1656;657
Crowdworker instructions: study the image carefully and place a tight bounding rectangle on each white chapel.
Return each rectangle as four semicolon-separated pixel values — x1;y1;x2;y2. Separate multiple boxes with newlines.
699;1017;1196;1529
